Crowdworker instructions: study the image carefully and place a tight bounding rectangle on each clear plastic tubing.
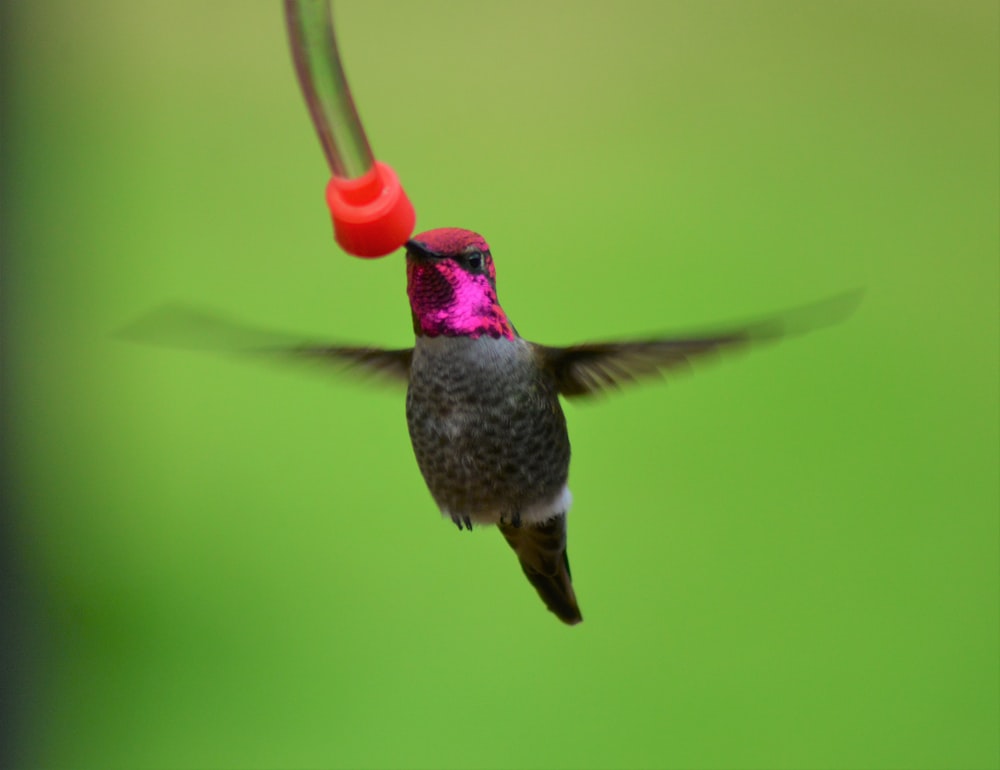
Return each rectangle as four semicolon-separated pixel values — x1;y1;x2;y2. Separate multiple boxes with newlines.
284;0;374;180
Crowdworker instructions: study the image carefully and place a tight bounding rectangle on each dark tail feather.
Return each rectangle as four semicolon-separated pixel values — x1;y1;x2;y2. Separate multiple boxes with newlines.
498;514;582;625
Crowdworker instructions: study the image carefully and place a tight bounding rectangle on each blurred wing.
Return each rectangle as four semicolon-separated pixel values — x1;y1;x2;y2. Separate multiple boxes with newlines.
285;344;412;382
540;291;862;398
541;335;746;397
118;303;412;384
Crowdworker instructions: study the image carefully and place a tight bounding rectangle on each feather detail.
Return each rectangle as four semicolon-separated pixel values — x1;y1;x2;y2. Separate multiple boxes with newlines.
498;514;582;625
538;291;862;398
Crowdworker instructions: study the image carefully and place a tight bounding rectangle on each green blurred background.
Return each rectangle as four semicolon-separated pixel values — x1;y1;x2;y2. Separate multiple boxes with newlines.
2;2;997;768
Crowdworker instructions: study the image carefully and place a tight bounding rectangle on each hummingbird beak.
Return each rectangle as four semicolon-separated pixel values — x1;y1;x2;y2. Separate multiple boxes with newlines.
405;239;438;262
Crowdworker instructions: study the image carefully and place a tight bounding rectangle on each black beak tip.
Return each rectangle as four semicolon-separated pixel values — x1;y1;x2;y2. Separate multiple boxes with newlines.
405;239;435;260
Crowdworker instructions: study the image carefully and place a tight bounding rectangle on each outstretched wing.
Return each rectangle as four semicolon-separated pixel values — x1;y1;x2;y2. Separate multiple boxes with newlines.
119;303;412;384
285;344;412;382
540;335;746;397
539;291;861;398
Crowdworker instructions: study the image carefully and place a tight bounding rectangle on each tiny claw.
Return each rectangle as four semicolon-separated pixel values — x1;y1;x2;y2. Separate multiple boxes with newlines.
462;516;473;531
451;515;464;531
512;511;522;528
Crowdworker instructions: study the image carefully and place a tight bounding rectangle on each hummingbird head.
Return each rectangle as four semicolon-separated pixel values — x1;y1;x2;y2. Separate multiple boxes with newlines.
405;228;514;339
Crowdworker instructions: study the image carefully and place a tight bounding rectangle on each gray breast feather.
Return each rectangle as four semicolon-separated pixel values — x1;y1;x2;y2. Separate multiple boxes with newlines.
406;335;571;524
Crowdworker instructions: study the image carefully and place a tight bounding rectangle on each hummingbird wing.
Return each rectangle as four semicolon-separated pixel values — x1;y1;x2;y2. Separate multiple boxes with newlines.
119;303;412;384
286;345;412;381
539;291;862;398
498;514;582;625
542;336;744;397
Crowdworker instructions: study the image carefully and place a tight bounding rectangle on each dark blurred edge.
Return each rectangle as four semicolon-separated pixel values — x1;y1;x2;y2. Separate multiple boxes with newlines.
1;5;48;768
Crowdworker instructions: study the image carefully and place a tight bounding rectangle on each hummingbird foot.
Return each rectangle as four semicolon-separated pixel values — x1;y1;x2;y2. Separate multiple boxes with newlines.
451;514;474;531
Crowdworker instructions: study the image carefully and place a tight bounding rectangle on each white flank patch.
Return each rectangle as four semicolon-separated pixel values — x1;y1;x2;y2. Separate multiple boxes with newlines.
442;484;573;527
520;484;573;525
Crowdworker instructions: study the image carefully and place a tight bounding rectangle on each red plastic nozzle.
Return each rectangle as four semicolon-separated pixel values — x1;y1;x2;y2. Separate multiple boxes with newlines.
325;161;415;258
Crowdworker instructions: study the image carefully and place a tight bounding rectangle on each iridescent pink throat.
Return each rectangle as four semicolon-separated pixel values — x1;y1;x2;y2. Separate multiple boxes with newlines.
407;260;515;340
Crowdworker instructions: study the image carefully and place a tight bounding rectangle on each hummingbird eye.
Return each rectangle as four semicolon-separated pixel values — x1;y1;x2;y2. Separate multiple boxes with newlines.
465;251;484;271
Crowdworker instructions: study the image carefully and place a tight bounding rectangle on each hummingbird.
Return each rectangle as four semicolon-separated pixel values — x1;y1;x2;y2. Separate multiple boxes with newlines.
124;227;858;625
281;228;858;625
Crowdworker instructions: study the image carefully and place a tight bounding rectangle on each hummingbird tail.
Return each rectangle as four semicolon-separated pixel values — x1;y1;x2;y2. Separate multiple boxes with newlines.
498;514;582;625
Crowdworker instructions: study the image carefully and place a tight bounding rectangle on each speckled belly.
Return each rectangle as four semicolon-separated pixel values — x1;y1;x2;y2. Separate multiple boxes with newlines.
405;335;571;522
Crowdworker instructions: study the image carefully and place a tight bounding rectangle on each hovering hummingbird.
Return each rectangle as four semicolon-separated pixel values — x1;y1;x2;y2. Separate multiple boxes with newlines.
280;228;858;625
124;227;857;625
